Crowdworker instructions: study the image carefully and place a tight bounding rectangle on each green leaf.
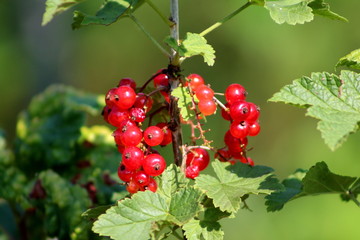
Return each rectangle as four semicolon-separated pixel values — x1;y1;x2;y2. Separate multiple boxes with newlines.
168;188;203;225
42;0;84;26
82;205;113;220
308;0;348;22
264;0;313;25
155;164;189;200
171;86;196;121
72;0;145;29
269;70;360;150
93;191;168;240
336;49;360;70
165;33;216;66
183;218;224;240
72;0;131;29
266;162;360;210
195;161;281;213
265;169;306;211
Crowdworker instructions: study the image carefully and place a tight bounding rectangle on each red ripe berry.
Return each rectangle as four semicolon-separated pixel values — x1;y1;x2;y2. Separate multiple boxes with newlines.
186;148;210;171
247;157;254;166
105;88;118;107
214;147;232;162
122;146;144;171
185;165;200;179
186;74;205;92
134;93;153;113
144;178;157;192
129;108;146;123
198;99;217;116
117;164;134;182
246;102;260;124
102;105;111;123
156;122;172;146
225;83;247;104
229;101;250;121
230;121;249;139
143;154;166;176
153;73;169;88
107;106;130;127
113;86;136;110
117;143;125;154
224;130;248;152
248;121;261;136
118;78;136;90
195;85;214;100
221;103;231;121
132;171;150;187
144;126;164;146
126;180;140;194
120;125;142;147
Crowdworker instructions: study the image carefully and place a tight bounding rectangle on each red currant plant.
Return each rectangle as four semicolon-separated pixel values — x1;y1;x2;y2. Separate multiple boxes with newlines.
1;0;359;240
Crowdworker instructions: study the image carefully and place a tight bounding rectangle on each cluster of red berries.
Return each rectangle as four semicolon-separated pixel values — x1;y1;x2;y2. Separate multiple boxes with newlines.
184;74;217;116
102;70;261;193
102;77;172;194
215;83;261;165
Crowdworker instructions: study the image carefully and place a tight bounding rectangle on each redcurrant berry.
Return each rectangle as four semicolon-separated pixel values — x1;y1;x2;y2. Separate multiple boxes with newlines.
143;126;164;146
129;108;146;123
229;101;250;121
153;73;169;88
113;86;136;110
107;106;130;127
143;154;166;176
126;180;140;194
120;125;142;147
132;171;150;187
156;122;172;146
230;121;249;139
198;99;216;116
117;164;134;182
221;103;231;121
225;83;247;104
248;121;261;136
134;93;153;113
246;102;260;124
186;148;210;171
195;85;214;100
105;88;118;107
185;165;200;179
118;78;136;90
144;178;157;192
122;146;144;171
186;74;205;92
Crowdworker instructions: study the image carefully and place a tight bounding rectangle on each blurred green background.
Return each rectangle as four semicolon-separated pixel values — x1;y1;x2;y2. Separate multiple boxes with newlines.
1;0;360;239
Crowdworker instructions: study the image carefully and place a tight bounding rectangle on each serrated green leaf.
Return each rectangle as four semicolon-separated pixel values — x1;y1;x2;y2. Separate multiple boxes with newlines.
269;70;360;150
265;169;306;211
165;33;216;66
336;49;360;70
195;161;280;213
82;205;113;220
308;0;348;22
42;0;84;26
183;219;224;240
266;162;360;210
168;188;203;225
93;191;168;240
156;164;189;200
265;0;313;25
171;87;196;121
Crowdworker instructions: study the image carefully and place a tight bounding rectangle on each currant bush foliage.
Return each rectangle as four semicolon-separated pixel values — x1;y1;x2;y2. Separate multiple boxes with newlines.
93;162;281;240
0;85;122;239
270;70;360;150
266;162;360;211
